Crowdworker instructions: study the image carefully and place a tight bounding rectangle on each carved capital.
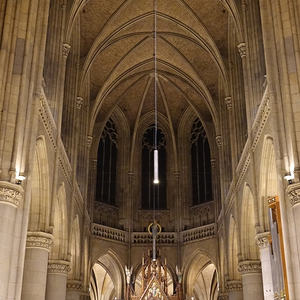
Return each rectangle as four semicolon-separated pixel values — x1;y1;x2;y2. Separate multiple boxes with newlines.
76;97;84;110
286;182;300;207
216;135;223;149
226;280;242;292
210;159;216;168
256;232;271;249
237;43;246;58
238;260;261;275
0;181;23;207
225;97;232;110
48;260;70;275
67;280;83;291
62;43;71;57
87;135;93;148
26;232;53;251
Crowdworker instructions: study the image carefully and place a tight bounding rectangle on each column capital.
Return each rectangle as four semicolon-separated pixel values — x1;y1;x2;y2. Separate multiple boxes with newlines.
67;279;83;291
226;280;243;292
48;260;70;275
76;97;84;110
237;43;246;58
238;260;261;275
225;97;232;110
286;182;300;207
215;135;223;149
217;295;228;300
0;181;24;207
210;158;216;168
26;231;53;251
256;232;271;249
62;43;71;57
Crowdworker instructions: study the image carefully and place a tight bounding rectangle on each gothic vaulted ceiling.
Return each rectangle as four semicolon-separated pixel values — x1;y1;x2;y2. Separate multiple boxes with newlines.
72;0;243;135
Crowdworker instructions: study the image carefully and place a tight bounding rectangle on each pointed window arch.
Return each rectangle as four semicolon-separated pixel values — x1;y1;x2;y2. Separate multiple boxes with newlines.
96;119;118;205
141;125;167;209
191;119;212;205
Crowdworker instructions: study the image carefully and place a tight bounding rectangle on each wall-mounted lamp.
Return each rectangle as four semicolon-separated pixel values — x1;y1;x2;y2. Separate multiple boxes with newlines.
16;175;26;185
284;173;294;184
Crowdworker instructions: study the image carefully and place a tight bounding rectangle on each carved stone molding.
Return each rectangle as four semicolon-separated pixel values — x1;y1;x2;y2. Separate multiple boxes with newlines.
48;260;70;275
216;135;222;149
218;294;228;300
87;135;93;148
286;182;300;207
237;43;246;58
67;280;82;291
62;43;71;57
76;97;84;110
256;232;271;249
225;97;232;110
0;181;23;207
238;260;261;275
26;231;53;251
226;280;243;292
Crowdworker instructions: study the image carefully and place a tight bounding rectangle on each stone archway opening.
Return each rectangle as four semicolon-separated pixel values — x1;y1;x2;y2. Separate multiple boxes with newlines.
185;253;218;300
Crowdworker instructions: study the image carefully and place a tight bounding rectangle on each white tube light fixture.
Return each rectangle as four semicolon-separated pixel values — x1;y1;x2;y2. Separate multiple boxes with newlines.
153;149;159;184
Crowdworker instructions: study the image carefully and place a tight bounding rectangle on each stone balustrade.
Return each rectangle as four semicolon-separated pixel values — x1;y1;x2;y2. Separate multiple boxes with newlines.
92;223;216;245
91;223;128;243
180;223;216;243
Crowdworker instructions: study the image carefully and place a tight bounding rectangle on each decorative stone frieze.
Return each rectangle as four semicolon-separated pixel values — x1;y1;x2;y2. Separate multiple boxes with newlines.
62;43;71;57
225;97;232;110
226;280;243;292
256;232;271;249
67;280;82;291
217;294;228;300
0;181;23;207
216;135;222;149
286;182;300;207
26;232;53;251
237;43;246;58
48;260;70;275
76;97;84;110
238;260;261;274
87;135;93;148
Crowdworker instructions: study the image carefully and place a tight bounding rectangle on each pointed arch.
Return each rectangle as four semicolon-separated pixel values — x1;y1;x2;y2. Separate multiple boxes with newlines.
259;136;279;230
28;136;51;232
240;184;259;260
227;215;240;280
69;215;81;280
50;183;68;260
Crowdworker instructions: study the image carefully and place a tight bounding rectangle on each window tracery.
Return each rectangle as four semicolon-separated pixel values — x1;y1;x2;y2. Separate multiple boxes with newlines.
96;119;118;205
191;119;212;205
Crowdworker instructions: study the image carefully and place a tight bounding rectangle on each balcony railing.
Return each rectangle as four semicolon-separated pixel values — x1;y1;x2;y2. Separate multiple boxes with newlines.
91;223;216;245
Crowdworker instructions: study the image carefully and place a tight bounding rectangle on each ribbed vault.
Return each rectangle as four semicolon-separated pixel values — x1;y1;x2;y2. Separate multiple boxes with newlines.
65;0;243;139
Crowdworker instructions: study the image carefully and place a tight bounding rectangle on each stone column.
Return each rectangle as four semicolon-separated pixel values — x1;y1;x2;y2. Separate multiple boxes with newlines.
46;260;70;300
0;181;23;300
238;260;264;300
21;232;53;300
256;232;274;299
226;280;243;300
66;280;82;300
287;183;300;294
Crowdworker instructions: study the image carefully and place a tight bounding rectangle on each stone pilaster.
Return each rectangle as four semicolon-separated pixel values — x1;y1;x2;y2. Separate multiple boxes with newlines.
238;260;263;300
21;232;53;300
256;232;274;300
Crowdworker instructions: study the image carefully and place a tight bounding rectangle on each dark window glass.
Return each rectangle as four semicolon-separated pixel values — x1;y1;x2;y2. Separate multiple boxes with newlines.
141;126;167;209
191;119;212;205
96;119;117;205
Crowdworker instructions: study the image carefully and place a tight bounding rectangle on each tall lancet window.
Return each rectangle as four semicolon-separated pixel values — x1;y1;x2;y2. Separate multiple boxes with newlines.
191;119;212;205
96;119;118;205
142;126;167;209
